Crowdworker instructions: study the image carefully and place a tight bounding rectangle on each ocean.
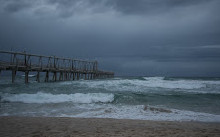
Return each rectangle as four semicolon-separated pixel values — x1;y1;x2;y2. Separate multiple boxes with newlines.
0;76;220;122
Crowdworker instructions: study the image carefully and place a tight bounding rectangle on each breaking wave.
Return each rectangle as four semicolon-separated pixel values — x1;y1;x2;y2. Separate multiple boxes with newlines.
73;77;220;93
64;104;220;122
1;92;114;104
142;77;207;89
1;76;220;122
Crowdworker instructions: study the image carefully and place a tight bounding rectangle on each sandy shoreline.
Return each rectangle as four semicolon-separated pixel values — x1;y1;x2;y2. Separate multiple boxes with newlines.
0;117;220;137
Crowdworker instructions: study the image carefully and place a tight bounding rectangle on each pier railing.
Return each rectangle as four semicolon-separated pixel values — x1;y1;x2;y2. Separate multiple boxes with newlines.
0;50;114;83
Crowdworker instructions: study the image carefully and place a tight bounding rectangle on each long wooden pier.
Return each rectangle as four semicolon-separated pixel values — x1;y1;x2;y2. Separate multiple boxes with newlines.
0;50;114;83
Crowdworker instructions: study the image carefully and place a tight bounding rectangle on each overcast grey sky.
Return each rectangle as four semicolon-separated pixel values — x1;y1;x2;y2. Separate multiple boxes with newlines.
0;0;220;76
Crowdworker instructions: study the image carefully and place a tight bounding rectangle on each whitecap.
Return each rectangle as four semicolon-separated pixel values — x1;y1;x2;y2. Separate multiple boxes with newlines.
1;92;114;104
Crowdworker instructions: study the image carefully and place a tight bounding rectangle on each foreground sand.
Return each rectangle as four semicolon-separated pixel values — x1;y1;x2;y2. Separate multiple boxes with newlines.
0;117;220;137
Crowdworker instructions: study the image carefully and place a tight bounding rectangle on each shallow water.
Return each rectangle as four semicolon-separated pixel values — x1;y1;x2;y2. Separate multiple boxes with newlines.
0;76;220;122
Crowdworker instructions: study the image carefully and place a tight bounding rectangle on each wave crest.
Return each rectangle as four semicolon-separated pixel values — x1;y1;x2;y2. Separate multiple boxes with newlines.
1;92;114;104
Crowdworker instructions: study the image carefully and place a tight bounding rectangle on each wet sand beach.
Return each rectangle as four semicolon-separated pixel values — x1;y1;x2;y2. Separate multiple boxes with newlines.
0;117;220;137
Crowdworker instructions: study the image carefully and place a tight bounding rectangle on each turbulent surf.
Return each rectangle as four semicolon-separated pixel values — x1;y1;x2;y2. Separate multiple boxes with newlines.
0;76;220;122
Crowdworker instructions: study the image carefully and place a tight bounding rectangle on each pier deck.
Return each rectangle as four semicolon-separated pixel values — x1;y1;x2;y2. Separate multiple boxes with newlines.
0;50;114;83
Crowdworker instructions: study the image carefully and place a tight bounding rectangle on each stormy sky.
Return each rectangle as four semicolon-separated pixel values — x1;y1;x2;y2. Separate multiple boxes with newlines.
0;0;220;76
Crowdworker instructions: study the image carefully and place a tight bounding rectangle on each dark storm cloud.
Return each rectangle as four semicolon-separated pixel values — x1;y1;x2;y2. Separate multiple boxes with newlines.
0;0;35;13
0;0;220;76
105;0;211;15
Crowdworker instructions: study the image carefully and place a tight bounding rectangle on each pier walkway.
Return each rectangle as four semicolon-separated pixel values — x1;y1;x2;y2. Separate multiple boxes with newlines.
0;50;114;83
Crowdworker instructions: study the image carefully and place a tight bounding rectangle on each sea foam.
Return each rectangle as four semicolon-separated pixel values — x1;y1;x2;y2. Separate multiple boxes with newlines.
71;104;220;122
72;77;220;93
1;92;114;104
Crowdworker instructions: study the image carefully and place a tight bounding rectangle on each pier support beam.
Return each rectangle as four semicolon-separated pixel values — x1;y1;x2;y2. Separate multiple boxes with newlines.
77;73;79;80
72;72;75;80
67;72;70;80
25;71;29;83
69;72;72;80
59;72;63;81
65;72;68;80
65;72;67;80
53;72;57;81
12;69;16;83
84;73;87;80
45;71;49;82
36;71;40;82
64;72;66;81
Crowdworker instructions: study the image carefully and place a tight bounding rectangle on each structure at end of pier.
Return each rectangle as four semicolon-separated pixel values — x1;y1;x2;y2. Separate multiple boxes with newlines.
0;50;114;83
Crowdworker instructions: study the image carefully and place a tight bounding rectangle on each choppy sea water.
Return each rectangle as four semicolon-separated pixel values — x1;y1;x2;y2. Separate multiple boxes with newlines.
0;76;220;122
